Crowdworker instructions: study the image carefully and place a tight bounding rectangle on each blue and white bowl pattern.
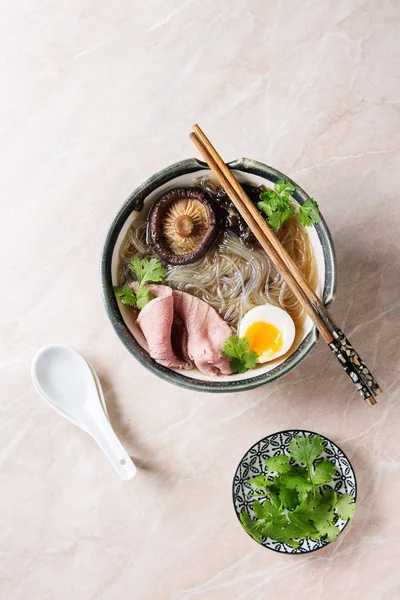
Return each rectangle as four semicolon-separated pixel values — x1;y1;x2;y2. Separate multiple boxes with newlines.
232;429;357;554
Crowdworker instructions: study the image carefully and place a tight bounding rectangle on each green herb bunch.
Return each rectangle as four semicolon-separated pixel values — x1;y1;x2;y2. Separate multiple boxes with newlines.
257;179;321;231
239;434;356;549
114;257;166;310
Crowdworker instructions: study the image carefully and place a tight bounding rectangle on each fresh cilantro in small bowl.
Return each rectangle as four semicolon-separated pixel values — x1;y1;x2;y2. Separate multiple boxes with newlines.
232;430;356;554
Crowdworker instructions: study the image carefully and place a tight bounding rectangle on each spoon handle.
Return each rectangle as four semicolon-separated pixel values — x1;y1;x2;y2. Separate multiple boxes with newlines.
87;418;136;480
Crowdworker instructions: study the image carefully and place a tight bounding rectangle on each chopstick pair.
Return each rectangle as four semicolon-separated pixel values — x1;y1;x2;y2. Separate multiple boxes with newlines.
190;124;382;406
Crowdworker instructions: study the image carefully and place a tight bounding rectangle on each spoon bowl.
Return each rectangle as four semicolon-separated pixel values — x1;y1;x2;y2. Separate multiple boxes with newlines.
32;345;136;481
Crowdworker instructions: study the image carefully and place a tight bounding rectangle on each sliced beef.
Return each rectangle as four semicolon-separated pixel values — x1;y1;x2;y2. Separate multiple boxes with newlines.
133;284;192;370
172;290;232;376
131;283;232;376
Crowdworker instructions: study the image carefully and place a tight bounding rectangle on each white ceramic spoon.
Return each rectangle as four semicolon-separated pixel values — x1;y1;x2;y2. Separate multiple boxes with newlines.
33;355;110;433
31;345;136;481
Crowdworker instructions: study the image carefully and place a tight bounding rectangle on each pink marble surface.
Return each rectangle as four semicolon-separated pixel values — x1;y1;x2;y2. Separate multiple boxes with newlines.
1;0;400;598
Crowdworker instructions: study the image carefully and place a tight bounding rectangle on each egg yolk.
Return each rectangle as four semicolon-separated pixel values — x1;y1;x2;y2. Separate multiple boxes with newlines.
244;321;283;357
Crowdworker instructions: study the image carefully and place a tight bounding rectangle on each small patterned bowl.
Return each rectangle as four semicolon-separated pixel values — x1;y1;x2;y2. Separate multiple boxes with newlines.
232;429;357;554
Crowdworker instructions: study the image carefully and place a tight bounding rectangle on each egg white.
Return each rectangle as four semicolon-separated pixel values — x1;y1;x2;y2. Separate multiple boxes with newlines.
238;304;296;363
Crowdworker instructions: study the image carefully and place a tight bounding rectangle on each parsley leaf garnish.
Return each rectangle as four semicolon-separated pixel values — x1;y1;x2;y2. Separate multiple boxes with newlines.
298;198;321;227
287;511;319;536
222;335;258;373
279;467;314;494
257;179;321;231
129;257;167;286
316;522;341;542
257;189;289;217
136;286;153;310
239;511;263;543
274;179;295;198
267;205;295;231
238;433;356;549
114;285;137;307
288;434;324;472
277;486;299;511
264;455;291;476
335;493;356;520
114;257;166;310
222;336;251;358
249;475;274;491
311;460;336;486
257;186;294;231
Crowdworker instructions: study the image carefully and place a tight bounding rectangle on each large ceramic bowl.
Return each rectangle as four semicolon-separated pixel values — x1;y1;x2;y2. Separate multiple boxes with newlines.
101;158;336;392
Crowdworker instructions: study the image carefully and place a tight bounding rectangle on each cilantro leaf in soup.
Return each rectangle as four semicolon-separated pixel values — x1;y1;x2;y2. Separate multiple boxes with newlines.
258;178;321;231
222;335;259;374
274;179;295;199
117;257;167;310
242;350;259;370
114;284;137;307
266;205;295;231
298;198;321;227
129;257;167;286
136;286;153;310
257;183;294;231
257;189;290;216
257;189;280;215
229;357;247;374
222;335;249;357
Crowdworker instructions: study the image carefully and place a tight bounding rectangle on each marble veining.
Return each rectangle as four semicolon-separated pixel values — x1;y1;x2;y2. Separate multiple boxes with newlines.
1;0;400;598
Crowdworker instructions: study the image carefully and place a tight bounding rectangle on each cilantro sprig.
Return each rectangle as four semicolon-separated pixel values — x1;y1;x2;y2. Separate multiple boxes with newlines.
257;179;321;231
239;434;356;549
297;197;321;227
114;257;167;310
114;284;137;307
222;335;258;374
129;257;166;287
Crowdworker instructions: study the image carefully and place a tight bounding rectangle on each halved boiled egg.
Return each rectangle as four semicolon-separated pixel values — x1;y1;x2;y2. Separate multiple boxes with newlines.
238;304;295;363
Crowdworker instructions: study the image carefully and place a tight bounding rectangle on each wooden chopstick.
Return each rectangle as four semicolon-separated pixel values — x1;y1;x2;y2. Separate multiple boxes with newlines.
190;132;333;343
190;125;382;406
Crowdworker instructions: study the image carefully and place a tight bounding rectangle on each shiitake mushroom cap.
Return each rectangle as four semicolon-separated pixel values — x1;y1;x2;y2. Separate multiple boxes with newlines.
147;188;219;265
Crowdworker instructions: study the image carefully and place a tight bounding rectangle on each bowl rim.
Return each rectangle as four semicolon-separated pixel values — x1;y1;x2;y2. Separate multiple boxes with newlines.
100;157;337;392
231;428;357;554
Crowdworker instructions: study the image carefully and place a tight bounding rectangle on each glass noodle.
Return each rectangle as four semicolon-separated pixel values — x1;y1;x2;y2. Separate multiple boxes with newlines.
118;177;317;332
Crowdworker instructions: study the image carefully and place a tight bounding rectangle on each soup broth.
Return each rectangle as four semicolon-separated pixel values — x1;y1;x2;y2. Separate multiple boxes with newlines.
118;176;317;335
